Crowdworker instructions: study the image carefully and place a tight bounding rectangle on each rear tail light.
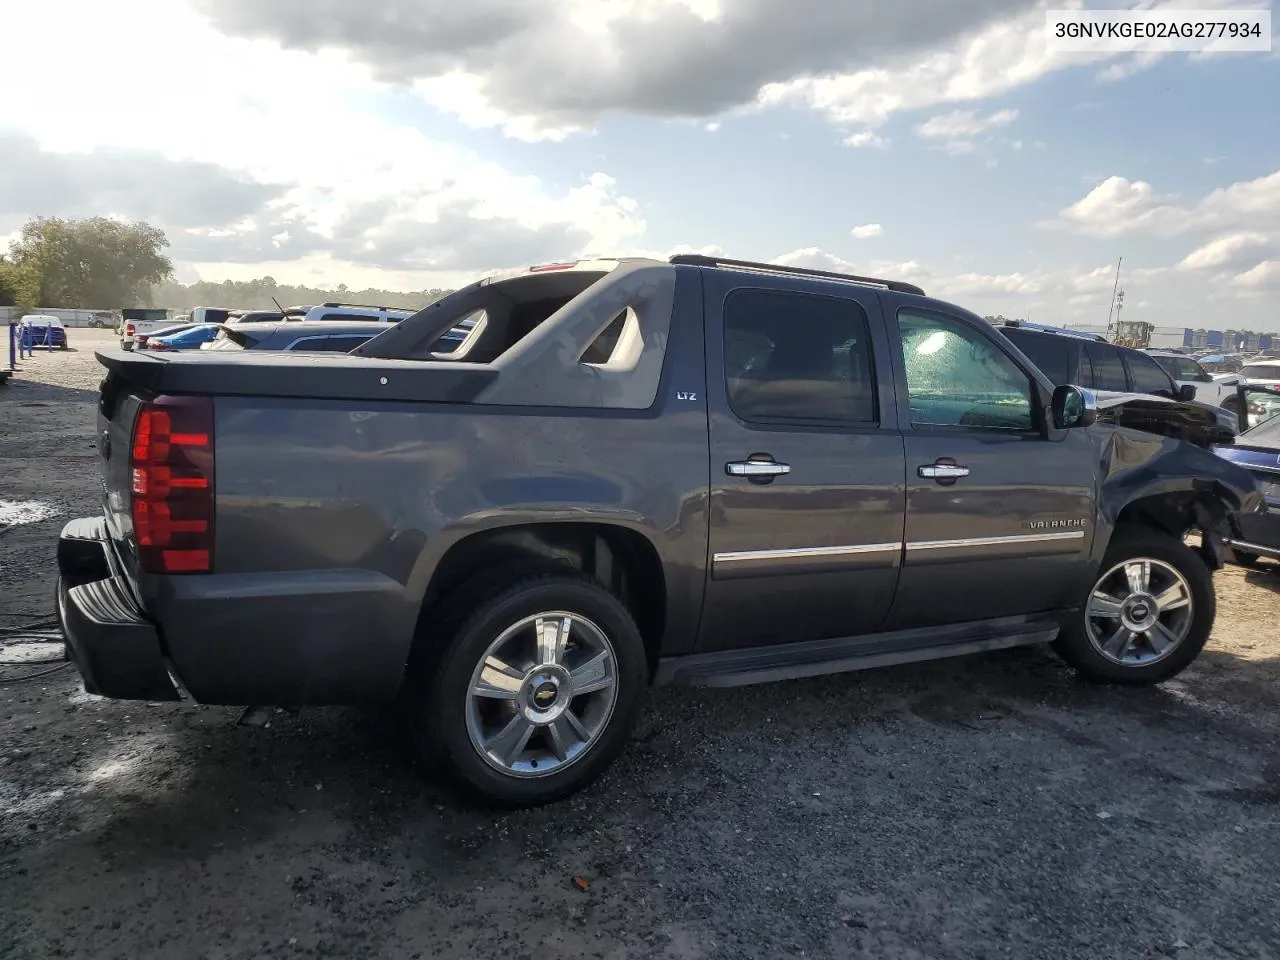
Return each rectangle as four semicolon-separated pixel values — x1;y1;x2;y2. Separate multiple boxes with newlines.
129;396;214;574
126;322;136;336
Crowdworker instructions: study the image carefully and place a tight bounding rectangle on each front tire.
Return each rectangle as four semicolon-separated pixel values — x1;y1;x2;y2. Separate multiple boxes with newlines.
404;573;648;807
1054;528;1215;685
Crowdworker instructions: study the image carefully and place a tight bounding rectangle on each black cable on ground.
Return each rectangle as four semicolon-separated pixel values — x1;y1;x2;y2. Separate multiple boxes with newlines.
0;662;71;684
0;624;60;637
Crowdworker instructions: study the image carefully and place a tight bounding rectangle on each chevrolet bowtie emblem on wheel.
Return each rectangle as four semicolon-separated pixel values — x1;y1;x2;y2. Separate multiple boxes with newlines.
533;684;557;706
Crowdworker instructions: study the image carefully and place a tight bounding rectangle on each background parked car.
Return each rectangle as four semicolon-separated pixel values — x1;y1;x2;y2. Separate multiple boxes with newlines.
1215;386;1280;566
203;316;475;353
145;323;223;351
18;315;68;349
201;321;395;353
132;322;195;351
1146;349;1242;413
991;320;1238;444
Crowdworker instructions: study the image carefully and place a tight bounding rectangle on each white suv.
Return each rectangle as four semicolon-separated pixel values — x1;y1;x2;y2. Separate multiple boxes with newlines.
1146;350;1243;413
288;302;414;324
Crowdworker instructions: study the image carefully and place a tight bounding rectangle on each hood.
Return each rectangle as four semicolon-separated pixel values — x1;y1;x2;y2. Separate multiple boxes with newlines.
1090;390;1236;449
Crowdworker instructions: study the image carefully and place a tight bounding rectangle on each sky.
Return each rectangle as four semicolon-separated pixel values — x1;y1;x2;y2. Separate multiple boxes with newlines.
2;0;1279;329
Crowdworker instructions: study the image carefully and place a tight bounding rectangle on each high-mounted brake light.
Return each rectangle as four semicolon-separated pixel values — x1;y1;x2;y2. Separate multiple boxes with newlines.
529;261;579;272
129;396;215;574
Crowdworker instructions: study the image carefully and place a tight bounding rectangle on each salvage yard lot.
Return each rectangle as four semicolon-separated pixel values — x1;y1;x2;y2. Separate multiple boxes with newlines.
2;330;1279;960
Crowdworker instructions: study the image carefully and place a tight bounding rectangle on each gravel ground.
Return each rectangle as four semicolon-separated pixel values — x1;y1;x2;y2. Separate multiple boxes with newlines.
2;330;1279;960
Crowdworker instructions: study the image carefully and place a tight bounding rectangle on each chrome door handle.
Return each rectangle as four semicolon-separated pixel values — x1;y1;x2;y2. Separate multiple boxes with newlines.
918;463;970;479
727;459;791;478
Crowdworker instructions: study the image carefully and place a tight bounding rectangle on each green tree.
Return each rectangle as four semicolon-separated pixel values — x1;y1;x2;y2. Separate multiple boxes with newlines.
8;217;174;308
0;254;40;313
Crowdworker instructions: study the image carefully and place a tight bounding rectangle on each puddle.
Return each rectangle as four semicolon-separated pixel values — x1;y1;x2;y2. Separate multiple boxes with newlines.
0;499;61;526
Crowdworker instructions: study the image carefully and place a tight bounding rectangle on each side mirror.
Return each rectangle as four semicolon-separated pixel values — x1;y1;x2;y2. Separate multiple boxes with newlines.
1052;384;1097;429
1178;384;1197;402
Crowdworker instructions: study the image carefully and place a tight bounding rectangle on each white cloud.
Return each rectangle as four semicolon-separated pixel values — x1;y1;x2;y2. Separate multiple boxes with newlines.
1235;261;1280;290
195;0;1039;140
1044;169;1280;239
0;0;645;287
758;0;1260;134
851;223;884;239
763;247;1209;325
1178;233;1275;271
916;108;1018;140
843;131;890;149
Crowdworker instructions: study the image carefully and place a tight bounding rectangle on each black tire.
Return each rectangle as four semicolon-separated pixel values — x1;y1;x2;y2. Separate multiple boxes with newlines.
402;572;647;807
1053;528;1215;685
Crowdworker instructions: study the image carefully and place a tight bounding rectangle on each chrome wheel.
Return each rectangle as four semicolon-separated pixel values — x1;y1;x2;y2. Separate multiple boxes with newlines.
465;611;618;778
1085;557;1194;666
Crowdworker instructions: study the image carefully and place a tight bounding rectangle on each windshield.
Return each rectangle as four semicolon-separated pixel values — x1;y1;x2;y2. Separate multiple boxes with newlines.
1241;364;1280;379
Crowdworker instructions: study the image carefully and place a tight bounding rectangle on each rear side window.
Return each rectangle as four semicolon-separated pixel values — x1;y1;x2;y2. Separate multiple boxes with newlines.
1086;343;1128;391
1002;329;1070;384
287;336;330;351
723;289;876;423
1124;351;1176;398
322;335;372;352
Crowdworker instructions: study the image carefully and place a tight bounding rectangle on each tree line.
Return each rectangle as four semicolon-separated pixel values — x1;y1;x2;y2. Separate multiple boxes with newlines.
0;217;453;315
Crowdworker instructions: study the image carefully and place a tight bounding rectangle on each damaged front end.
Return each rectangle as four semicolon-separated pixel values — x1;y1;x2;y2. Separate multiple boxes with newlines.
1097;423;1262;572
1092;391;1238;450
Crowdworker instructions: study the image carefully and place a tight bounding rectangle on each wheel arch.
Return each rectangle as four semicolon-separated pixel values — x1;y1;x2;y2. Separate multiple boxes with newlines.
1095;479;1242;572
405;520;669;680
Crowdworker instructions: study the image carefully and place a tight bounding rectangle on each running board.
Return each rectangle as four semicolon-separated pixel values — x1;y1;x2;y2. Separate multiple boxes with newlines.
654;617;1061;688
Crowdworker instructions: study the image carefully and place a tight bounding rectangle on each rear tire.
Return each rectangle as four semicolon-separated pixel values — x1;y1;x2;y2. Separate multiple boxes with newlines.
402;573;647;807
1054;528;1215;685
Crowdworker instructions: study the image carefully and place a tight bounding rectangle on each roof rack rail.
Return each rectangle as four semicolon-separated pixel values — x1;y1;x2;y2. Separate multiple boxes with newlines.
668;254;926;296
321;301;402;311
996;318;1106;342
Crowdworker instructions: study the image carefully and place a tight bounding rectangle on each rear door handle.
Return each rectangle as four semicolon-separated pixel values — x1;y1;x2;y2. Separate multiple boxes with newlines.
918;463;970;479
727;458;791;478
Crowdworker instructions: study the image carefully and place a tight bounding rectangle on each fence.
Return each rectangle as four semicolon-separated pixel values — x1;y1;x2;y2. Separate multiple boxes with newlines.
0;307;131;328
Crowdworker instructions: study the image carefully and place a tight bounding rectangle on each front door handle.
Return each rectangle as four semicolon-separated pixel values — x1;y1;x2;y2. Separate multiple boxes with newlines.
727;458;791;478
918;463;970;480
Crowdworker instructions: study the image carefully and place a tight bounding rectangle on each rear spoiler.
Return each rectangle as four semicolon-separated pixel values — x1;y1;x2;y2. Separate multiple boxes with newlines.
94;348;499;404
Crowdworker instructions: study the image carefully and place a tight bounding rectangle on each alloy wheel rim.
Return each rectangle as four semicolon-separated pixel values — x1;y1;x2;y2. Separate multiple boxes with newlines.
465;611;618;778
1084;557;1194;666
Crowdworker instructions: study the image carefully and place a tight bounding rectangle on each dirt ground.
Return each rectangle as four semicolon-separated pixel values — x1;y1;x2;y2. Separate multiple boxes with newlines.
2;329;1279;960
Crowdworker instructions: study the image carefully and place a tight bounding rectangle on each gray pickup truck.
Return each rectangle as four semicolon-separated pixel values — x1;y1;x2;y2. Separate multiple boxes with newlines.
58;255;1260;806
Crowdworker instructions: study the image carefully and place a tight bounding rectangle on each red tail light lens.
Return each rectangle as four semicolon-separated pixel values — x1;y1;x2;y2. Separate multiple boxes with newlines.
129;396;214;574
126;322;136;336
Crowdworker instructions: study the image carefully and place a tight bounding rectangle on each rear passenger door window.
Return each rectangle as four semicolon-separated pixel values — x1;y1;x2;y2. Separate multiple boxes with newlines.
1086;343;1129;391
1002;329;1069;384
1124;351;1176;398
723;289;877;424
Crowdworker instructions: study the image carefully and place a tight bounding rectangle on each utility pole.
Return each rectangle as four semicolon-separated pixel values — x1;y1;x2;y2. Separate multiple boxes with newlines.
1105;256;1123;340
